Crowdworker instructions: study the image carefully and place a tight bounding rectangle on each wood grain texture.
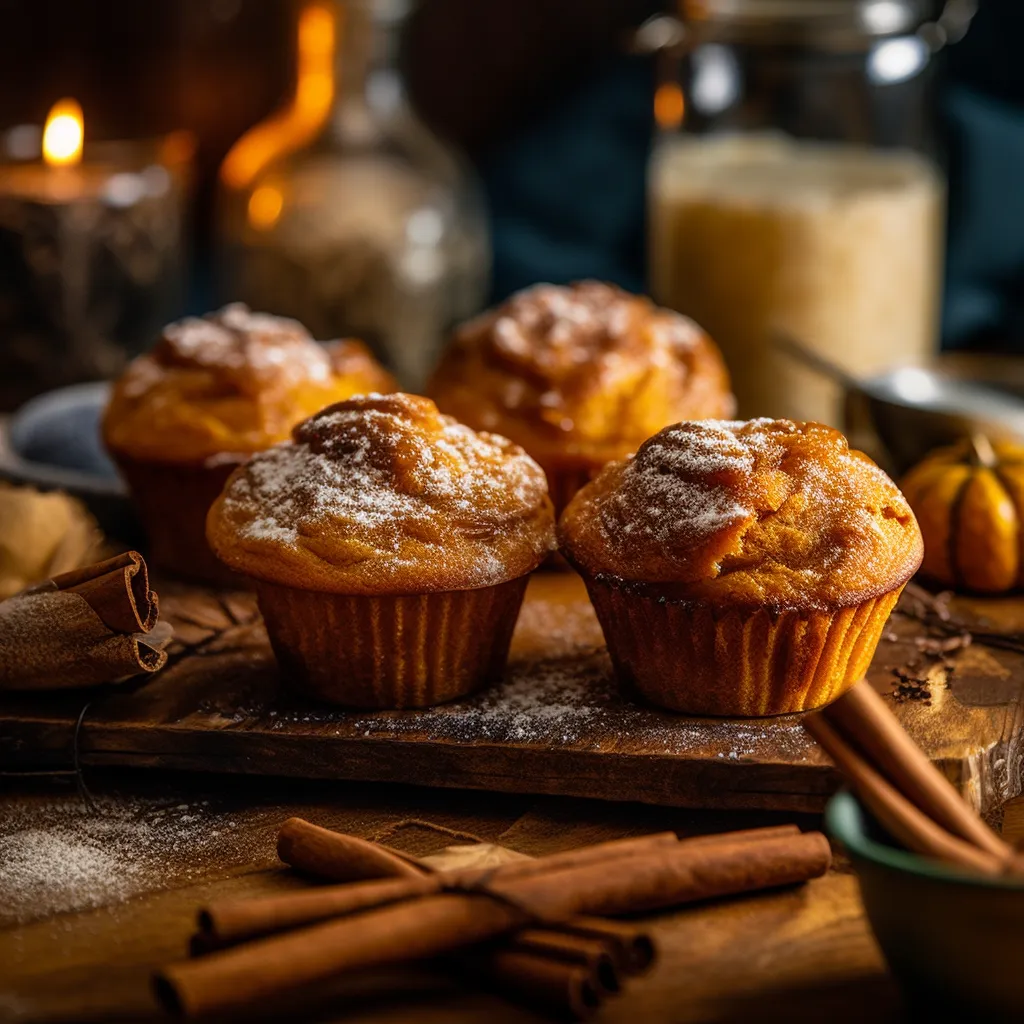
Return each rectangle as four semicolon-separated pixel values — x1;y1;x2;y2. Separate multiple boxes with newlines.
2;573;1023;813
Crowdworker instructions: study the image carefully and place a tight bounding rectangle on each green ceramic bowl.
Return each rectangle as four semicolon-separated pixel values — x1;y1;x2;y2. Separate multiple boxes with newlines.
826;790;1024;1019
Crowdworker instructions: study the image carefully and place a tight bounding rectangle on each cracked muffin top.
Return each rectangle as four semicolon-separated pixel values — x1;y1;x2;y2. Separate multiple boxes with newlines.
103;304;395;464
206;393;555;594
429;281;734;472
558;418;922;609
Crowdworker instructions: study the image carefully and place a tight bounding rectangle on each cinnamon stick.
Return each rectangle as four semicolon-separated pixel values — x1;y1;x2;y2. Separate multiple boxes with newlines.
277;818;678;882
507;928;624;987
156;831;831;1017
822;682;1011;860
499;831;831;916
49;550;159;632
277;818;426;881
202;830;679;944
199;875;437;945
535;918;656;975
206;823;799;946
681;824;800;848
277;817;798;885
190;911;655;982
454;947;606;1020
278;817;655;1009
804;715;1004;875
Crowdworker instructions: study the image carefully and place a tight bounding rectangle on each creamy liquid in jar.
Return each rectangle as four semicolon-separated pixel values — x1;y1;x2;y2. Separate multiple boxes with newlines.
649;135;944;425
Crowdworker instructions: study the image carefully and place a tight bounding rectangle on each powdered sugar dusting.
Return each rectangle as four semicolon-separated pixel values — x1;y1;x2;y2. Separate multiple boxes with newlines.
599;420;769;551
246;648;816;759
564;417;919;601
487;282;703;365
162;303;331;384
117;304;336;404
234;433;423;547
0;795;266;924
216;393;552;588
455;282;714;422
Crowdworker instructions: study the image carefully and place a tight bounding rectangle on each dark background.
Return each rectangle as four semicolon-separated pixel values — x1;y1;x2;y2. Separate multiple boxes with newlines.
0;0;1021;348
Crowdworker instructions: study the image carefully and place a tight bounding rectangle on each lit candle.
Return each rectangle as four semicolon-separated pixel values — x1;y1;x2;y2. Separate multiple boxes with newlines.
0;99;190;410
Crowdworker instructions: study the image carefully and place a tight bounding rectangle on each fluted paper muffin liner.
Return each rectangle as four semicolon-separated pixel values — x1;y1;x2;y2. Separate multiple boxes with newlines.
254;575;531;709
580;573;904;716
114;453;246;588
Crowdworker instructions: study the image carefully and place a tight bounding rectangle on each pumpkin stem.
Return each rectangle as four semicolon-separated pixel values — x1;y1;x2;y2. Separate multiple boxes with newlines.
968;433;997;469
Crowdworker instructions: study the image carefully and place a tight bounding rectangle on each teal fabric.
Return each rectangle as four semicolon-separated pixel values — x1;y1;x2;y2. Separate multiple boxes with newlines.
943;84;1024;348
481;55;652;302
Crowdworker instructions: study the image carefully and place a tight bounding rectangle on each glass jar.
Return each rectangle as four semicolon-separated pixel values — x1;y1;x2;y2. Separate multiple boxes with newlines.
648;0;974;426
217;0;489;389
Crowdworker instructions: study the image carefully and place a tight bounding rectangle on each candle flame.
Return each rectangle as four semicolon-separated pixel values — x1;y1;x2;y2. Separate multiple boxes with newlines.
221;2;337;191
43;98;84;167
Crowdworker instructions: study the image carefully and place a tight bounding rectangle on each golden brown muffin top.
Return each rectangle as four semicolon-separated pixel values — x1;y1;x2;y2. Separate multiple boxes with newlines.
206;393;555;594
560;419;922;610
429;281;734;466
103;304;396;464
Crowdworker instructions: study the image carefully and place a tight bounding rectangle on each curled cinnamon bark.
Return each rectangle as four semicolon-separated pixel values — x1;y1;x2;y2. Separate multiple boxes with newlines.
0;550;170;690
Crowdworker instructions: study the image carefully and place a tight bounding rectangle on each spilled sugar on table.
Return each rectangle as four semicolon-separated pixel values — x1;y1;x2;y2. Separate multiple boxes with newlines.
2;573;1023;813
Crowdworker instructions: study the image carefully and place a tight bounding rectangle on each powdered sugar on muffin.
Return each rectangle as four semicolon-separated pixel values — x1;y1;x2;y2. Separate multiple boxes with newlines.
430;281;734;463
104;305;396;463
559;418;922;609
208;393;555;594
144;304;331;389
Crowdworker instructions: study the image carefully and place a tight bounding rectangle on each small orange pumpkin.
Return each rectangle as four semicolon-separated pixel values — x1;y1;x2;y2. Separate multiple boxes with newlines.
901;435;1024;593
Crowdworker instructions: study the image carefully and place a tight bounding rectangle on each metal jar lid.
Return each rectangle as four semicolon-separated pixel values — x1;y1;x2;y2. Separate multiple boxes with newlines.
677;0;934;46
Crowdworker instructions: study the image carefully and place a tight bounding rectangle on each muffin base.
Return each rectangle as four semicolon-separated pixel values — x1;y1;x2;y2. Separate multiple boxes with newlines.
255;576;531;709
114;453;246;588
581;573;905;717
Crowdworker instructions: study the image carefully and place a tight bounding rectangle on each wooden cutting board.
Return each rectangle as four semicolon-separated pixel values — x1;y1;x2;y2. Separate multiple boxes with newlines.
3;573;1024;813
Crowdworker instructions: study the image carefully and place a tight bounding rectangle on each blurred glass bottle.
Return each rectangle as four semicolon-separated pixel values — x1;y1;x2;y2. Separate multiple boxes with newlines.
647;1;975;426
217;0;489;389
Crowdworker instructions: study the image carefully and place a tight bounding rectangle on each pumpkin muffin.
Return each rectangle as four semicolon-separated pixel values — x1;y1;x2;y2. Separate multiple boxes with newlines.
207;392;555;708
103;304;395;585
429;281;735;512
559;418;923;716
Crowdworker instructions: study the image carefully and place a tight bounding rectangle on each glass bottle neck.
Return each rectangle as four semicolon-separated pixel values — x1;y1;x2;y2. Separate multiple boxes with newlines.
333;0;406;119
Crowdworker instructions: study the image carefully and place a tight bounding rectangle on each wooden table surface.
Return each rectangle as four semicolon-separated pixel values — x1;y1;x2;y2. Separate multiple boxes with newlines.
9;575;1024;817
5;768;1020;1023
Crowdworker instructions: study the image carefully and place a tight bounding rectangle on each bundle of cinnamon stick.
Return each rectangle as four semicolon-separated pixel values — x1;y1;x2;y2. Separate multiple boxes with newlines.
806;680;1018;875
156;818;832;1019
